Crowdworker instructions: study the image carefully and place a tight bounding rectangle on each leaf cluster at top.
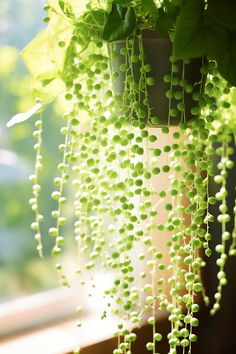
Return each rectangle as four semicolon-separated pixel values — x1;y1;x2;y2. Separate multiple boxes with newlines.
173;0;236;86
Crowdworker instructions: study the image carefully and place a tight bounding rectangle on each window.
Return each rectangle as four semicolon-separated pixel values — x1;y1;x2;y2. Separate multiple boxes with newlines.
0;0;76;333
0;1;172;350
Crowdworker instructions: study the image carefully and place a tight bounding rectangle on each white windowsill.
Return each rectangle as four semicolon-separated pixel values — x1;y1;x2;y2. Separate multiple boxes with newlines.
1;309;168;354
0;315;120;354
0;287;83;338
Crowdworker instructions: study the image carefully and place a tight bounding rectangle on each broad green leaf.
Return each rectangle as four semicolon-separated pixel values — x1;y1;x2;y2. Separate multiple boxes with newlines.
66;0;87;16
173;0;226;60
215;33;236;87
173;0;205;59
6;102;49;127
47;0;86;17
47;0;64;14
204;15;228;56
57;0;75;20
74;9;108;47
208;0;236;31
22;16;72;77
58;0;65;12
58;0;71;14
114;0;133;5
32;73;65;101
62;40;77;82
22;30;57;78
21;14;73;100
102;3;136;42
142;0;159;20
83;9;108;30
156;8;174;36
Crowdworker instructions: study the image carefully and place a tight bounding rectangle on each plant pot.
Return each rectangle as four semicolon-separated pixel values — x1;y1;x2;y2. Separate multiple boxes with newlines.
110;30;204;126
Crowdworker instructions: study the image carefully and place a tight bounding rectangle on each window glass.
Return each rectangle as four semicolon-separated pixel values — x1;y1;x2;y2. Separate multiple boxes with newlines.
0;0;63;303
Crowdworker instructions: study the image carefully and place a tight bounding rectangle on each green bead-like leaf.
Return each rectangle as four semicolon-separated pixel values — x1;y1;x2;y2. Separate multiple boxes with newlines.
102;3;136;42
173;0;226;60
58;0;65;12
208;0;236;31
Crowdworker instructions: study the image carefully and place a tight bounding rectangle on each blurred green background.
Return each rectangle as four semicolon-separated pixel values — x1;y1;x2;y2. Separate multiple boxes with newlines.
0;0;66;301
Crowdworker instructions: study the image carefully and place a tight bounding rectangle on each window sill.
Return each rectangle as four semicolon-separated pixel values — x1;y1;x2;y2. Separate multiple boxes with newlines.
1;315;119;354
0;288;83;338
1;310;168;354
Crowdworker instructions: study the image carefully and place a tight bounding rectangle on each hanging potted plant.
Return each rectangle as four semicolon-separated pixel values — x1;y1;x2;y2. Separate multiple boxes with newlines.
8;0;236;353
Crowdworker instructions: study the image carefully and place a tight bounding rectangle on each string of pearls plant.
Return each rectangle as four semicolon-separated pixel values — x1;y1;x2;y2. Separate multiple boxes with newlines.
15;1;236;353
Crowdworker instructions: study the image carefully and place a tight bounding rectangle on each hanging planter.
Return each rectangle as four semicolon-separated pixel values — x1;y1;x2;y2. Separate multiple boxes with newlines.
7;1;236;354
111;30;205;126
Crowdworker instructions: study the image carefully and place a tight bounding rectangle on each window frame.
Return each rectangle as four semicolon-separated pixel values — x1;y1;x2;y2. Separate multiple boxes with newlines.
0;287;85;338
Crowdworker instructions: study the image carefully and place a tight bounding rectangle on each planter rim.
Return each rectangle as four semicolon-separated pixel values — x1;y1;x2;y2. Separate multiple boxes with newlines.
112;29;168;43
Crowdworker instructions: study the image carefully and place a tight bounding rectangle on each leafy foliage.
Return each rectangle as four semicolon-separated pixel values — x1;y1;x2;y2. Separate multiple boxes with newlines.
103;2;136;42
207;0;236;31
173;0;236;86
142;0;159;20
173;0;222;59
8;0;236;352
21;15;73;100
215;32;236;86
155;8;175;36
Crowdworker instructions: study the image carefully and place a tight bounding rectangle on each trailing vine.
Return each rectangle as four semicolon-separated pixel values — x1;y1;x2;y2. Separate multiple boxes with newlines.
8;1;236;354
